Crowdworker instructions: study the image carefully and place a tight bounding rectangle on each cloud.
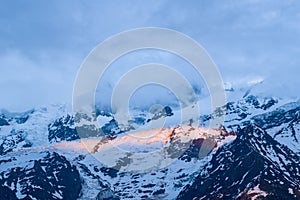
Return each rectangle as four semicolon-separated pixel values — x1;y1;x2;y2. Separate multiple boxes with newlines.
0;0;299;111
0;49;78;111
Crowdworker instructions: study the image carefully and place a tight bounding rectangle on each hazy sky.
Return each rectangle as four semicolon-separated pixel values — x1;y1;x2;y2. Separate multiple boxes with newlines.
1;0;299;111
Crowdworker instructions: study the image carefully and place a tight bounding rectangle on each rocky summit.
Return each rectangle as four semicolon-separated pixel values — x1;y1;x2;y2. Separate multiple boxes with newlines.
0;92;299;199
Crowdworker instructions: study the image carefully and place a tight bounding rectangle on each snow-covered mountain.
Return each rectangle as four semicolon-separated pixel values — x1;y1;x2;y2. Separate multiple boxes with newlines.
0;86;299;199
177;124;300;200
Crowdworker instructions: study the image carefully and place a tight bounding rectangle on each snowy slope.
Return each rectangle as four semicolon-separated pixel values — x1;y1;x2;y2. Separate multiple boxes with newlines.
0;83;300;199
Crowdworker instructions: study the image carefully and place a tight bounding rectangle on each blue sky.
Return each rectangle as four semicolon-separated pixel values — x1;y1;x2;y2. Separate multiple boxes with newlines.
1;0;300;111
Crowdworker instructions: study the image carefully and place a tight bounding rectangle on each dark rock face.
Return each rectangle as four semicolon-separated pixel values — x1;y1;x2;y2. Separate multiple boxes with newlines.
201;95;279;125
0;152;82;200
0;116;9;126
48;114;79;143
100;106;173;136
99;167;119;178
178;138;217;162
150;106;174;121
0;130;32;155
244;95;278;110
96;189;119;200
15;115;29;124
76;163;120;200
46;106;174;139
163;106;173;116
101;119;122;136
250;104;300;130
0;110;32;126
179;138;205;162
177;124;300;200
0;185;18;200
